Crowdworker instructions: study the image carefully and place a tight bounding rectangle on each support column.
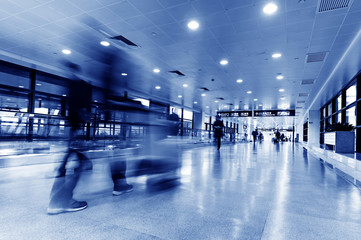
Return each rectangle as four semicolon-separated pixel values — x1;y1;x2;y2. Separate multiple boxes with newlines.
27;69;36;141
308;110;320;147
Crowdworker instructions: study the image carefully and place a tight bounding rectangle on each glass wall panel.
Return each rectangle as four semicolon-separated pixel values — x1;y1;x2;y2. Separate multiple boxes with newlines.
346;106;356;126
327;103;332;116
0;72;29;89
346;84;356;105
336;94;342;111
335;113;341;123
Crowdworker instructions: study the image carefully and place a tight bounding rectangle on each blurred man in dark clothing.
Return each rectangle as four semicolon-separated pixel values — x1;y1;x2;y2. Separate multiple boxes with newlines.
213;115;224;150
47;63;92;214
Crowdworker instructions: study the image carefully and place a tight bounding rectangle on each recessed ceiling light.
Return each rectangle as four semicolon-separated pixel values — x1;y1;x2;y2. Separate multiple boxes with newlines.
62;94;67;97
155;86;161;90
121;73;127;76
279;88;285;92
178;95;182;98
183;84;188;87
62;49;71;55
220;59;228;65
36;83;41;86
281;97;285;100
206;106;209;108
259;104;262;106
100;41;110;47
272;53;282;58
263;2;278;15
18;85;24;88
194;101;198;104
153;68;160;73
253;98;258;101
276;75;284;80
187;20;199;30
201;93;206;97
215;100;218;103
236;79;243;83
247;91;252;94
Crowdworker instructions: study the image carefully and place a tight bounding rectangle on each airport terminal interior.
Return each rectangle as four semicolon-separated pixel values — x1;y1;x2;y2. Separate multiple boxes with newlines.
1;0;361;239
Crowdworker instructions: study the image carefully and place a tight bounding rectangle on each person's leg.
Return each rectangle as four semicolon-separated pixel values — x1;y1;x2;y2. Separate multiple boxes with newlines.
111;160;133;196
217;136;221;150
47;149;87;214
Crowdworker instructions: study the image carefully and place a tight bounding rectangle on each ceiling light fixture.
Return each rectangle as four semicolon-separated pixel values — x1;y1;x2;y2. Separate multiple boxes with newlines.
183;84;188;87
253;98;258;101
153;68;160;73
237;79;243;83
272;53;282;58
61;49;71;55
188;20;199;30
263;2;278;15
201;93;206;97
276;75;284;80
178;95;182;98
247;91;252;94
279;88;285;92
220;59;228;65
155;86;161;90
194;101;198;104
215;100;218;103
121;73;127;76
100;41;110;47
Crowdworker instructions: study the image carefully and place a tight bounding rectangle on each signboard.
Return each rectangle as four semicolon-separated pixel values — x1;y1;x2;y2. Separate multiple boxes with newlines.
254;110;295;117
218;111;252;117
218;110;295;117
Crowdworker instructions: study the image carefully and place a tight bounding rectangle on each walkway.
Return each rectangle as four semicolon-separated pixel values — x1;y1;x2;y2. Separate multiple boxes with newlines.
1;142;361;239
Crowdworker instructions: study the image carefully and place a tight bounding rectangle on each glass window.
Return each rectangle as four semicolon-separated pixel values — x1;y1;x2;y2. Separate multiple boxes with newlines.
183;109;193;120
346;84;356;105
327;103;332;116
0;71;30;89
335;94;342;111
335;113;341;123
346;106;356;126
322;108;326;119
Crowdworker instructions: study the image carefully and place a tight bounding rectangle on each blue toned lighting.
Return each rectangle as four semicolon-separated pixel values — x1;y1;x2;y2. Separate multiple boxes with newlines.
62;49;71;55
100;41;110;47
263;2;278;15
187;20;199;30
272;53;282;58
220;59;228;65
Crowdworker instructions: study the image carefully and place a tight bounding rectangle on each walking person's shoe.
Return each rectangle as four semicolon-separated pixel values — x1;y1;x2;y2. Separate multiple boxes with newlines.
47;200;88;215
112;184;134;196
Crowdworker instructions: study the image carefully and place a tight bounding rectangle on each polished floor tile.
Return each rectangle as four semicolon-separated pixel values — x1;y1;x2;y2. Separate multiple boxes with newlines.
1;142;361;239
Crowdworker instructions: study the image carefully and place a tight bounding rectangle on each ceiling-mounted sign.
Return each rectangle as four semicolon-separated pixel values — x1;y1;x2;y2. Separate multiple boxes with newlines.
254;110;295;117
218;111;252;117
218;110;295;117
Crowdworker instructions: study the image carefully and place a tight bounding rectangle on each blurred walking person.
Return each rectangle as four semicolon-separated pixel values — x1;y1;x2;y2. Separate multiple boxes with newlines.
47;63;92;214
213;115;224;150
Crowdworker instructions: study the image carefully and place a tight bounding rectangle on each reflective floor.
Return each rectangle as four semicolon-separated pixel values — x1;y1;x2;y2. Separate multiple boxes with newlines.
1;142;361;240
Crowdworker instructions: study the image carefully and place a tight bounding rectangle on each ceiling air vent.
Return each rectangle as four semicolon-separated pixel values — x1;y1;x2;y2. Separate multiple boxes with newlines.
200;87;210;91
216;97;224;100
169;70;185;76
296;107;303;109
301;79;315;85
110;35;138;47
299;93;309;97
297;100;306;103
306;52;327;63
318;0;351;12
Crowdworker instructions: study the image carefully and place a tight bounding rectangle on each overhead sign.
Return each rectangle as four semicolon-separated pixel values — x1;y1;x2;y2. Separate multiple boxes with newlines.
254;110;295;117
218;111;252;117
218;110;295;117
